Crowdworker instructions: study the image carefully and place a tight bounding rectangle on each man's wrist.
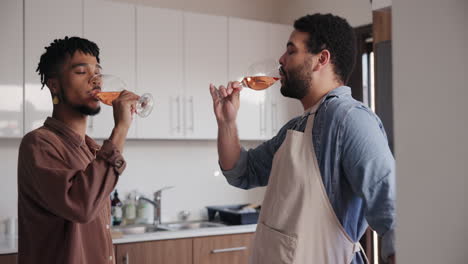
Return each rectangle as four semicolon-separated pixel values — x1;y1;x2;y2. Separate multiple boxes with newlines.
114;124;130;134
110;126;128;152
218;121;237;132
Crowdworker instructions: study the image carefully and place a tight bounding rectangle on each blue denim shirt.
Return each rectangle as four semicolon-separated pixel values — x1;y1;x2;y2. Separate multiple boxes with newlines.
222;86;395;263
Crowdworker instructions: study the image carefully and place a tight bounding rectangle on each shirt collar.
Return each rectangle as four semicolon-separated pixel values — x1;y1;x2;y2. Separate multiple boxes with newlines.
326;85;352;98
303;96;326;116
303;86;352;116
43;117;100;153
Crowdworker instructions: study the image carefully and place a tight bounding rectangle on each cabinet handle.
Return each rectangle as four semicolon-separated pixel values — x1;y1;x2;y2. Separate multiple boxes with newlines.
271;102;277;134
264;102;268;135
211;246;247;254
170;97;176;135
259;103;264;135
188;96;194;133
176;96;181;134
123;252;129;264
261;102;267;136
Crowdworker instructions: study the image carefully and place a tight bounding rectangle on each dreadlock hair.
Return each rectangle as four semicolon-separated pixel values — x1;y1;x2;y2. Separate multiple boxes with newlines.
294;14;356;84
36;36;100;89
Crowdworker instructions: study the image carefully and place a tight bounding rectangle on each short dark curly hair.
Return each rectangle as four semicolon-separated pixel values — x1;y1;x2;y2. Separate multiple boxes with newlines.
294;14;356;84
36;36;100;89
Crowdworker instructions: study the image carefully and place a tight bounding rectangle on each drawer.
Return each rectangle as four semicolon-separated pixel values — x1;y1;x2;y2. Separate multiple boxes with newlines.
193;233;254;264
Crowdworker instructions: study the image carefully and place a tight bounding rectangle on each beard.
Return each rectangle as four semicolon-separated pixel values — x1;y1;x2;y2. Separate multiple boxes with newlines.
60;89;101;116
280;59;313;100
74;104;101;116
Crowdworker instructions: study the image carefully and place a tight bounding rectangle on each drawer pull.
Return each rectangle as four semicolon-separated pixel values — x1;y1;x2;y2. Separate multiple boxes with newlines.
211;246;247;254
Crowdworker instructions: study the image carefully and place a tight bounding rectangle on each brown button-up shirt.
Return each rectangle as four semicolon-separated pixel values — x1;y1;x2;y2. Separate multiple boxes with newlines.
17;117;126;264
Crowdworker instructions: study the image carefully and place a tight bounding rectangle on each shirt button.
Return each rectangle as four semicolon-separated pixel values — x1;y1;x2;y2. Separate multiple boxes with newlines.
106;224;110;229
109;255;113;261
115;160;123;168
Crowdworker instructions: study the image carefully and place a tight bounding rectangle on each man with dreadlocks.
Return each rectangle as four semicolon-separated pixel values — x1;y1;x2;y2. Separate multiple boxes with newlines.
17;36;138;264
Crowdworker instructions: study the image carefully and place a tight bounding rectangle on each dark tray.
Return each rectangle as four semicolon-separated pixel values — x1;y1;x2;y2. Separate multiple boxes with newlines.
206;204;260;225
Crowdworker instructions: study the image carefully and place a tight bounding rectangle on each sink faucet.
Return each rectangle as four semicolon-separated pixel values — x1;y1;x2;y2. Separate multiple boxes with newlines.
137;186;174;226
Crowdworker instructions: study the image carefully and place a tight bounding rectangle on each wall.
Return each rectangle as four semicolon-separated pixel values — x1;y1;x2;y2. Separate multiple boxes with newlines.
0;139;19;223
114;140;265;222
393;0;468;262
115;0;282;24
277;0;372;27
116;0;373;27
0;138;264;226
372;0;391;10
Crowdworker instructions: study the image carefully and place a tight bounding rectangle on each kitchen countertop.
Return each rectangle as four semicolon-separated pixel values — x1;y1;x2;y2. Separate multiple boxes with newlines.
114;223;256;244
0;224;257;255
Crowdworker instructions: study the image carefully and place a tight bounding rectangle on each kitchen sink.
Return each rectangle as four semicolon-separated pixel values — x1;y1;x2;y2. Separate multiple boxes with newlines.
158;221;226;231
111;221;226;235
112;224;167;235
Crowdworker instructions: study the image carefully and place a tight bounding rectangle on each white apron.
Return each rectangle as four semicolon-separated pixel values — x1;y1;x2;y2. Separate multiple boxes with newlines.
249;105;368;264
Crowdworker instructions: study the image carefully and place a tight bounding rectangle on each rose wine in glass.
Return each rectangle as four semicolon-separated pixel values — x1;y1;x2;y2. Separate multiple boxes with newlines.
240;59;281;91
242;76;280;90
94;91;121;106
89;74;154;117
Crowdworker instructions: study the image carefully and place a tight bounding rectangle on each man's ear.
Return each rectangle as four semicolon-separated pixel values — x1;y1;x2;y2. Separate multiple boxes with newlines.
46;78;59;95
311;49;331;73
316;49;331;70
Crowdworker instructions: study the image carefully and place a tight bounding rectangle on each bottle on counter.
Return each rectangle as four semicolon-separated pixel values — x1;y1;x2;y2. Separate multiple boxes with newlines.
111;190;123;226
123;192;137;225
136;198;154;225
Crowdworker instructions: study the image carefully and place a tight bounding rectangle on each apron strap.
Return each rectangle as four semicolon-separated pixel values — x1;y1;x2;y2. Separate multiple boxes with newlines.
353;242;370;264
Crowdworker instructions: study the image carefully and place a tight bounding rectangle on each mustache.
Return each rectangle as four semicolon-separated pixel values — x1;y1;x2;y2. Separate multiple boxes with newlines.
279;67;286;76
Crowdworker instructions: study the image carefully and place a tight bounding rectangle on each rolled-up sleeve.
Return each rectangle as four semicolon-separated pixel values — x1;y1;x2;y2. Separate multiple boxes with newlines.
340;106;396;259
19;135;126;223
221;118;298;190
97;140;127;174
221;147;249;186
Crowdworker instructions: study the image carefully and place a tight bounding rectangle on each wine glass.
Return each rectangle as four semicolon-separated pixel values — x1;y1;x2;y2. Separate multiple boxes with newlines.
89;74;154;118
239;58;281;91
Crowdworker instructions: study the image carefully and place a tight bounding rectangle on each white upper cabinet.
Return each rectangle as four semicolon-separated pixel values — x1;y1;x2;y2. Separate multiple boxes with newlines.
3;0;297;140
266;23;303;136
136;6;184;139
24;0;83;134
84;0;136;139
184;12;227;139
0;0;23;137
228;17;270;140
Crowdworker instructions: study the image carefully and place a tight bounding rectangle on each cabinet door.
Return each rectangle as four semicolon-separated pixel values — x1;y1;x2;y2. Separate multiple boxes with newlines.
228;18;269;140
84;0;136;139
184;12;227;139
136;6;184;139
0;254;17;264
24;0;82;133
0;0;23;137
266;23;302;136
115;238;192;264
193;233;254;264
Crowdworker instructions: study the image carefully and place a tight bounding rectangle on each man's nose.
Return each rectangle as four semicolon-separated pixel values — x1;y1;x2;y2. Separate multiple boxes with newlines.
279;52;286;66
